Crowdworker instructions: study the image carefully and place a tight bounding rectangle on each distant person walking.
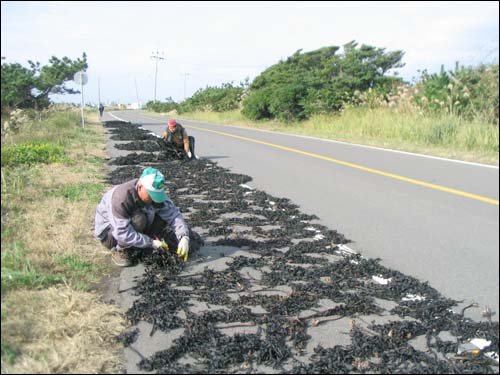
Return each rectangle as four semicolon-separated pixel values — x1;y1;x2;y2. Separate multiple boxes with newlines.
162;119;197;160
94;167;191;266
99;103;104;117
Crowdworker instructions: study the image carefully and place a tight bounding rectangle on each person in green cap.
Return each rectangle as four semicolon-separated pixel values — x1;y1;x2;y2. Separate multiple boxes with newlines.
94;167;190;266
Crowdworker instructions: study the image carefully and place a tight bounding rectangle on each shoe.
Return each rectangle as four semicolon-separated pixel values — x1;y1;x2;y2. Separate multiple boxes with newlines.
111;247;131;267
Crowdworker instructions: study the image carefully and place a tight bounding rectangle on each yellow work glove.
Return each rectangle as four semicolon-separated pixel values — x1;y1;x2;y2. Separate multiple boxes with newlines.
177;236;190;262
152;238;169;251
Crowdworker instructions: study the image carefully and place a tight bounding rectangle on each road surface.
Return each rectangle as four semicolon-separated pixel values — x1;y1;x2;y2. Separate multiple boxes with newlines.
109;110;499;322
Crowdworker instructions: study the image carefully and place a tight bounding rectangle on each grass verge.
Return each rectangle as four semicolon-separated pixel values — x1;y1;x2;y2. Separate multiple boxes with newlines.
169;108;498;165
1;109;126;373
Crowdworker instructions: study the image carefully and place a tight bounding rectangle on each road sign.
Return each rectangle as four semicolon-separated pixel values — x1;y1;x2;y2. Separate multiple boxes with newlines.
74;71;88;85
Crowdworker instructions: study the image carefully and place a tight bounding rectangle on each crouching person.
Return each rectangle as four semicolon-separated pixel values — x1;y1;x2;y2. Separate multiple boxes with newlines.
162;119;197;160
94;167;190;266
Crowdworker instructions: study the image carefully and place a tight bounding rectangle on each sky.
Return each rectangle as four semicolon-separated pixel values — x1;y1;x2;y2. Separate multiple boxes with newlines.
1;1;499;106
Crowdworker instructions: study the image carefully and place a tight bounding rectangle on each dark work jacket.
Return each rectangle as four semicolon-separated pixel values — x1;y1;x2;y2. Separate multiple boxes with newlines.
165;125;186;148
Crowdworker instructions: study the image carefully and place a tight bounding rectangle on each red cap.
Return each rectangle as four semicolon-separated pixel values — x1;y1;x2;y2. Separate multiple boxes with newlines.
168;119;177;128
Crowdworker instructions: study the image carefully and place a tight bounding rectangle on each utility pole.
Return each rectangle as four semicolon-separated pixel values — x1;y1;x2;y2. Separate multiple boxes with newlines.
73;71;87;128
181;72;190;100
97;77;101;114
134;78;140;108
80;79;85;128
150;50;165;102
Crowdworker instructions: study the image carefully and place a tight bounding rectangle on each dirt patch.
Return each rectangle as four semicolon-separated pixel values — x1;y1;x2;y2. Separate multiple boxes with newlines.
90;266;123;306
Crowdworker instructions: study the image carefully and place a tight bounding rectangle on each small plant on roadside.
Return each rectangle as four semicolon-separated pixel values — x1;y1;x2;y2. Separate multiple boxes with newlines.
1;142;67;167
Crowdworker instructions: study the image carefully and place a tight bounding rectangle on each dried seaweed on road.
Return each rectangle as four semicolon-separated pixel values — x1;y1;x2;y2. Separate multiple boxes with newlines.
105;121;499;374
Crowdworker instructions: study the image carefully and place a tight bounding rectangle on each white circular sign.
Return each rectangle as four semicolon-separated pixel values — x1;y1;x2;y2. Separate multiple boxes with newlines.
73;71;88;85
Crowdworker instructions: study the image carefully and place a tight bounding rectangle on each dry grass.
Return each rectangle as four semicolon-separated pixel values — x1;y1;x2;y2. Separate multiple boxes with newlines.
175;109;499;166
4;114;111;270
1;286;126;374
20;197;107;266
1;110;128;373
36;163;100;188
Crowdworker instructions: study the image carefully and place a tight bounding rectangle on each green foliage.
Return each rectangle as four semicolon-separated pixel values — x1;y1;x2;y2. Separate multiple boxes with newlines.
1;63;35;111
413;66;450;113
465;64;499;122
241;88;273;120
177;82;246;113
242;41;404;121
145;83;247;114
1;142;66;167
413;63;499;124
269;83;308;121
145;97;178;113
1;53;88;111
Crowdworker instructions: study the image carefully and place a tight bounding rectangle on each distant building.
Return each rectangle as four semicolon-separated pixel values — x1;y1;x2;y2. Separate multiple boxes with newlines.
128;102;141;110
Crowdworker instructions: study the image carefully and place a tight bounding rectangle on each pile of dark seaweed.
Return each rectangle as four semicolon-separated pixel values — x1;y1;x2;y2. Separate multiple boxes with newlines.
105;121;498;374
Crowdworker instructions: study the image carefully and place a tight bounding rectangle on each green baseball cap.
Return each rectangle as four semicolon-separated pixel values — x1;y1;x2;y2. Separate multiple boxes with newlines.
140;167;167;203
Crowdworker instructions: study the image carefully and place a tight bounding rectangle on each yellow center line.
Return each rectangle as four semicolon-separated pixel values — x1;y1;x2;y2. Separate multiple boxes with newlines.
190;125;499;206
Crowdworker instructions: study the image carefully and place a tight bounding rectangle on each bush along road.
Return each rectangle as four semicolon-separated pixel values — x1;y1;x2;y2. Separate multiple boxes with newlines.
104;121;499;374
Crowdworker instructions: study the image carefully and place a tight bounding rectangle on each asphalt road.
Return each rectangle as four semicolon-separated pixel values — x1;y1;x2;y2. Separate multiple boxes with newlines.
109;110;499;322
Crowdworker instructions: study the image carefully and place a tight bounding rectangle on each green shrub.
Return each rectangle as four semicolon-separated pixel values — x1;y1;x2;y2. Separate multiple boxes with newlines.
177;83;245;114
414;63;499;124
242;41;404;121
268;83;308;122
1;142;66;166
241;88;273;120
145;97;178;113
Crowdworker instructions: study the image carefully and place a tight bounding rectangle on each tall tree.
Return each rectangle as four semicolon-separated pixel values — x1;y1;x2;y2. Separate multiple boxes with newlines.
242;42;404;121
1;63;35;110
1;53;88;111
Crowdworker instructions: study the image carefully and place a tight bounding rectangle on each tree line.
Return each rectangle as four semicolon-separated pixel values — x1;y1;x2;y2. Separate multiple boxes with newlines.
147;41;498;124
2;42;498;125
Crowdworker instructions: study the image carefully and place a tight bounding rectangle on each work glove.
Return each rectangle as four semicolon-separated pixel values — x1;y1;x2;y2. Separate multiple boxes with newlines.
152;238;169;251
187;151;192;159
177;236;190;262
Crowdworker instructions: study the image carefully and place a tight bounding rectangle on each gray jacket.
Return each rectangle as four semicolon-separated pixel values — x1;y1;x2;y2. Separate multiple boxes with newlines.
94;178;188;248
